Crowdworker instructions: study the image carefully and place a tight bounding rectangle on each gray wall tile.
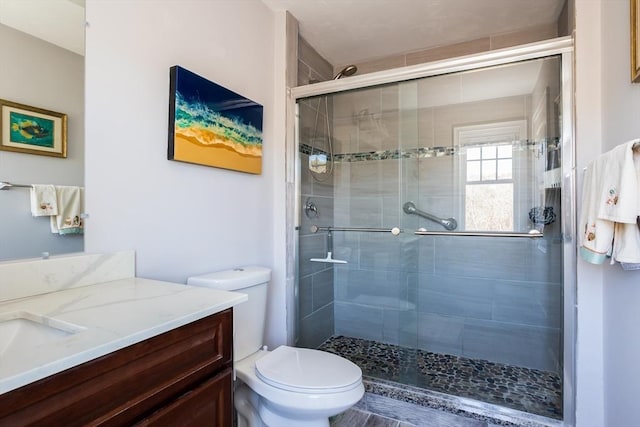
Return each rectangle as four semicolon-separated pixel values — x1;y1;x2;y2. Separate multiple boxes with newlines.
313;268;334;310
335;268;412;307
299;233;327;276
298;36;333;82
417;276;493;320
493;281;562;328
360;234;418;272
417;313;464;356
335;301;384;341
433;236;555;282
299;274;313;318
299;303;335;349
383;307;418;348
462;319;560;372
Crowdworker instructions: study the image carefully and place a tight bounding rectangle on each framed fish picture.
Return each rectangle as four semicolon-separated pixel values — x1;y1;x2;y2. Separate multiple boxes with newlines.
0;99;67;158
168;66;263;174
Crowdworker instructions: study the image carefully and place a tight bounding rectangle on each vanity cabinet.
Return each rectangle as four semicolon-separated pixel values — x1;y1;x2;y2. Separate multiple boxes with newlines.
0;309;233;426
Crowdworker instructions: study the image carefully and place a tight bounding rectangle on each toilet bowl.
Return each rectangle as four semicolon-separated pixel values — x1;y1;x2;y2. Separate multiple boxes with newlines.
187;267;364;427
235;346;363;427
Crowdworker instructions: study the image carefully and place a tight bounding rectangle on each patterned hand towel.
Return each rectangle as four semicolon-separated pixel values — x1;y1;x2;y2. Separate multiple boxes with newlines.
30;184;58;216
50;186;84;235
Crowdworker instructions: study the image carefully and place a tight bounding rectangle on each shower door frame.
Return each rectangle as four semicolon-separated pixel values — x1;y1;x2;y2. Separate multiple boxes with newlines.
287;36;576;425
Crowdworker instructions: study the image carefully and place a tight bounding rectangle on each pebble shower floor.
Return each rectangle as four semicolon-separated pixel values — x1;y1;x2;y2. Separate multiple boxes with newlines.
318;336;562;419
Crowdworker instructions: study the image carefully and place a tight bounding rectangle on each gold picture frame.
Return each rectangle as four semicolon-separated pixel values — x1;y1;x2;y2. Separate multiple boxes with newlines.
632;0;640;82
0;99;67;158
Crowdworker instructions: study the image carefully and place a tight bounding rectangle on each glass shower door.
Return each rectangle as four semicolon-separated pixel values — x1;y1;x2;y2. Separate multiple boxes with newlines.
295;53;565;419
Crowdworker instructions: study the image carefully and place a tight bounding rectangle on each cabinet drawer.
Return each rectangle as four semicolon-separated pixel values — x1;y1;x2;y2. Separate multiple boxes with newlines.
0;309;232;426
134;367;232;427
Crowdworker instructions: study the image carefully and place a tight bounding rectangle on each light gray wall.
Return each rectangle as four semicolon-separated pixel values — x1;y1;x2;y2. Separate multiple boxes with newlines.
574;2;605;426
599;1;640;426
0;24;84;261
83;0;287;347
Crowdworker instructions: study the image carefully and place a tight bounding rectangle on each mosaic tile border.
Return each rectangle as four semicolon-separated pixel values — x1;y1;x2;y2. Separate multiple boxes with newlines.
299;138;559;163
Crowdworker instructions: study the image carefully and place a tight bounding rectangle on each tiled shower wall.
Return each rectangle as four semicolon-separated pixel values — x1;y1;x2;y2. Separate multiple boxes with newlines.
296;37;336;348
330;60;563;373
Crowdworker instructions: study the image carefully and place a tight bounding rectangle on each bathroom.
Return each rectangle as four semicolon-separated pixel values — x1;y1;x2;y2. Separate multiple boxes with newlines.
0;0;639;426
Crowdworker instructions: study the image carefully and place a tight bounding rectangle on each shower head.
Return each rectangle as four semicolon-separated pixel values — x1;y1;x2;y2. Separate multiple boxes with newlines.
333;65;358;79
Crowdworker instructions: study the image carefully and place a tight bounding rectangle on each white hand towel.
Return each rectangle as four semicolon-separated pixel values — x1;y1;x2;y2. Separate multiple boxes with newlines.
612;149;640;264
580;140;640;265
596;139;639;224
29;184;58;216
612;222;640;264
579;161;615;264
50;186;84;235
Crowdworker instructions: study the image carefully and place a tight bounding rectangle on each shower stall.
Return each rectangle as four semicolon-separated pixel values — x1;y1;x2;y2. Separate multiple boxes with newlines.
290;38;574;423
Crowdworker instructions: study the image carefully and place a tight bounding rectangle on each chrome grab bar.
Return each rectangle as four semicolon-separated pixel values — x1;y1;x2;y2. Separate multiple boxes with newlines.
403;202;457;231
310;225;401;236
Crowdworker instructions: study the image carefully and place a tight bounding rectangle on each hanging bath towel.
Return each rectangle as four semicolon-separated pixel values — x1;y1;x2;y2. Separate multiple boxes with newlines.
50;186;84;235
579;161;615;264
29;184;58;217
579;139;640;265
595;139;639;224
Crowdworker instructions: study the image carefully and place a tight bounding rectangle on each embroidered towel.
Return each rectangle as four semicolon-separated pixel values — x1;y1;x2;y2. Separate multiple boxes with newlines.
579;161;615;264
596;139;639;224
50;186;84;235
29;184;58;217
579;140;640;265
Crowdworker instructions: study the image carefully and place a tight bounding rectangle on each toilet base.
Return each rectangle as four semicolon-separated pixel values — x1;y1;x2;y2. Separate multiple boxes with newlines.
234;381;356;427
235;383;264;427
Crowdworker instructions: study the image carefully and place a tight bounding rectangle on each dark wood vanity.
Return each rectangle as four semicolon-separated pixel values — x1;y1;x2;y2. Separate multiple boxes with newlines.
0;309;233;426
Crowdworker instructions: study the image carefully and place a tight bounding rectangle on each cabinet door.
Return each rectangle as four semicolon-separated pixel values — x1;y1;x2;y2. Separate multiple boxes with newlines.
134;368;233;427
0;310;233;426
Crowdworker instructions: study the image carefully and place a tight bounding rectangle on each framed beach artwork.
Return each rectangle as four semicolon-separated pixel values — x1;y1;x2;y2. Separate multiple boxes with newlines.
633;0;640;82
0;99;67;158
168;66;263;174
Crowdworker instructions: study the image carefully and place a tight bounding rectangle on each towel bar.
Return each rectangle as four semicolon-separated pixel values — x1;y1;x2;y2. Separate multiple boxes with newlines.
0;181;31;190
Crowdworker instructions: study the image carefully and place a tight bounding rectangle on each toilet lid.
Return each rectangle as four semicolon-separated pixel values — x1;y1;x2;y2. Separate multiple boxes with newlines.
255;346;362;393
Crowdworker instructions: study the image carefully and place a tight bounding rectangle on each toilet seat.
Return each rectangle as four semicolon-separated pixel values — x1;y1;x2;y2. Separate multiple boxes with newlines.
254;345;362;394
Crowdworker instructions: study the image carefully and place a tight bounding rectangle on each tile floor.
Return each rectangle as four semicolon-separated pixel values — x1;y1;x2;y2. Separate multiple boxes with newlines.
331;408;416;427
319;336;562;420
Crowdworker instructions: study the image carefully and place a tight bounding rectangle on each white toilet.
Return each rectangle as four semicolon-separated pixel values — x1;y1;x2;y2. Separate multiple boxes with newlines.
187;266;364;427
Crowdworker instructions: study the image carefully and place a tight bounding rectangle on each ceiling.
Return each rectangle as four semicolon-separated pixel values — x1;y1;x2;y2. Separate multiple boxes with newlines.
261;0;566;66
0;0;85;55
0;0;566;68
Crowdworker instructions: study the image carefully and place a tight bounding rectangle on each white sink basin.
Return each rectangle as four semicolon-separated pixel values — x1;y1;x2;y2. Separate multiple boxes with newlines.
0;311;86;358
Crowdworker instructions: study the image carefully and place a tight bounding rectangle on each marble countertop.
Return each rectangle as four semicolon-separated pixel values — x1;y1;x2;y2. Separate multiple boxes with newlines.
0;277;247;394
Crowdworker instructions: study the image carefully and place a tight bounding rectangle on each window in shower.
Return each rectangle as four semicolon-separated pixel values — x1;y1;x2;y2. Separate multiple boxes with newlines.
465;143;514;231
454;120;526;232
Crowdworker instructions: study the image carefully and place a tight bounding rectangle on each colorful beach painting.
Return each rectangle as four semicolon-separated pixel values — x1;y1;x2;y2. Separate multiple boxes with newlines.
168;66;263;174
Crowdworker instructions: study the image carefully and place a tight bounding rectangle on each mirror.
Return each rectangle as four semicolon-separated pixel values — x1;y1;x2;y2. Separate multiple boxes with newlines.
0;0;85;261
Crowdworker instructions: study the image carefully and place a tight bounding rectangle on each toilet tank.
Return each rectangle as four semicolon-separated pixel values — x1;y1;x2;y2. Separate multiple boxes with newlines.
187;266;271;361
